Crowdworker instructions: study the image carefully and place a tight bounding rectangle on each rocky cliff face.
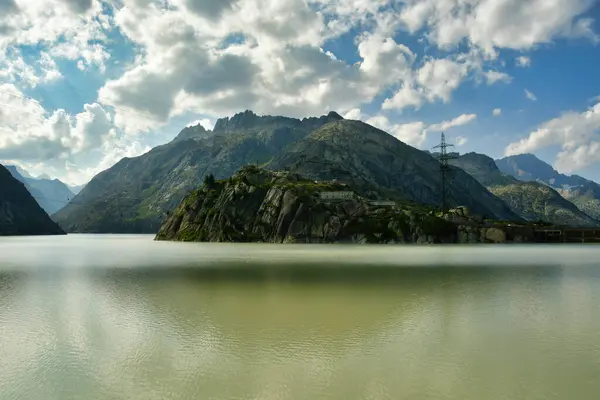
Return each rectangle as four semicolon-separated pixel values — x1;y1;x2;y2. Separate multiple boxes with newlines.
451;153;599;227
0;164;65;236
156;167;533;244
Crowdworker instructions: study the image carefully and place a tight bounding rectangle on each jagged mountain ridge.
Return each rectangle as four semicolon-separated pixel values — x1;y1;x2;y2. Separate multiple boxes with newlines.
54;110;523;234
451;153;599;227
0;164;65;236
53;111;345;233
496;154;600;220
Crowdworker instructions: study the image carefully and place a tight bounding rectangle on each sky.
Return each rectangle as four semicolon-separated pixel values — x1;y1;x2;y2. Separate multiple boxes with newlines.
0;0;599;185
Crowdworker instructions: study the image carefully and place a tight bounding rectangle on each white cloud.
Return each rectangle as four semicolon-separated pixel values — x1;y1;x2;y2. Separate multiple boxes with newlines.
525;89;537;101
505;102;600;173
456;136;468;146
493;108;502;117
429;114;477;132
516;56;531;68
0;0;597;182
97;1;426;133
382;57;469;111
367;115;429;147
0;50;62;87
0;83;146;184
397;0;598;53
186;118;214;130
485;70;512;85
342;108;363;120
366;112;477;147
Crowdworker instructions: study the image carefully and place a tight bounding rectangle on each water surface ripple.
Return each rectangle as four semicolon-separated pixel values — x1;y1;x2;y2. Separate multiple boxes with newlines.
1;234;600;399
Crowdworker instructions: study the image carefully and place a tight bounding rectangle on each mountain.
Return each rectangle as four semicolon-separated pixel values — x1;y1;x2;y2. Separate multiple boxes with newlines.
172;123;214;142
53;111;345;233
156;166;531;244
496;154;600;220
451;153;599;227
5;165;75;215
67;184;86;195
54;111;519;234
268;120;519;221
0;164;65;236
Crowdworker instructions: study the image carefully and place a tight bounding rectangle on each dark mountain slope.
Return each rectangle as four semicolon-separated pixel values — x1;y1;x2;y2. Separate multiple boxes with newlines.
53;111;343;233
5;165;74;214
268;121;520;221
0;164;65;236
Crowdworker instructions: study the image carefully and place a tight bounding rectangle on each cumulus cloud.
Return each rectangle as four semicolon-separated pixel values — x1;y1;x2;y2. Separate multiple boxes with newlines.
0;49;63;87
0;0;598;182
186;118;214;130
98;2;425;132
505;102;600;173
525;89;538;101
367;115;429;147
0;83;147;184
342;108;363;120
382;57;470;111
516;56;531;67
367;112;477;147
398;0;598;53
429;114;477;132
493;108;502;117
485;70;512;85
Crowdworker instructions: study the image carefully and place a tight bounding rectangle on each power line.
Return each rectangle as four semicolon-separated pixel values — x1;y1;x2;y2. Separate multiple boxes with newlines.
432;132;457;212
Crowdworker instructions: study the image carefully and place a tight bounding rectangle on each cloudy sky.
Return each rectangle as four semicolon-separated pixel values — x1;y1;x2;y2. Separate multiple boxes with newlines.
0;0;599;185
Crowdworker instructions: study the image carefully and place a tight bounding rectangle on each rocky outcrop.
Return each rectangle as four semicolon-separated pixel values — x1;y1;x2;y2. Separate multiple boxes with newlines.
0;164;66;236
156;167;533;244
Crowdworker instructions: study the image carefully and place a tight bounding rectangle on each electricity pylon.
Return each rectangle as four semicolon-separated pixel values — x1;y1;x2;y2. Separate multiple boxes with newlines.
432;133;457;212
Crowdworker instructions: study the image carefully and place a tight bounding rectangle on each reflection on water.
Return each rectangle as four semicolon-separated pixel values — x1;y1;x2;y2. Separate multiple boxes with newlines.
1;235;600;399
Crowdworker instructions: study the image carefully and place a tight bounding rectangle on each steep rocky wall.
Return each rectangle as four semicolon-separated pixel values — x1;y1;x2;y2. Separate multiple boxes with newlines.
156;167;533;244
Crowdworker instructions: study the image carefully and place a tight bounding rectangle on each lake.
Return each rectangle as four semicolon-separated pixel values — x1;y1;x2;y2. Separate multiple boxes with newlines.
1;235;600;399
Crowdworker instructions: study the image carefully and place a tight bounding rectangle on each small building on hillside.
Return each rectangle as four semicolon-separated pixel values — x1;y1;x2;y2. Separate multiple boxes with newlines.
318;191;356;201
368;200;396;207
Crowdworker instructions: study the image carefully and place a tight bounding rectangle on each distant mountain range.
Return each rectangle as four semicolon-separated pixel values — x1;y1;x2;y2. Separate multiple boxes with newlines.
496;154;600;221
0;164;65;236
50;109;600;234
450;153;599;227
5;166;76;215
67;184;86;195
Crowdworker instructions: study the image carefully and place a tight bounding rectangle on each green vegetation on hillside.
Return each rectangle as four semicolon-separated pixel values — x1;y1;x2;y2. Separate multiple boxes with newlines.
451;153;599;228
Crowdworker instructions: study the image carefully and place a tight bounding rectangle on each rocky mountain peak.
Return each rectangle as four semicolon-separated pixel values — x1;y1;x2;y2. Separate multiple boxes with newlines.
496;153;559;182
460;152;500;173
326;111;343;120
213;110;260;133
173;123;210;142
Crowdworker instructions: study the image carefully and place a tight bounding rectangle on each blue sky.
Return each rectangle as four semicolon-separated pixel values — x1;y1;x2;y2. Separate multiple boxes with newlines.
0;0;599;185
